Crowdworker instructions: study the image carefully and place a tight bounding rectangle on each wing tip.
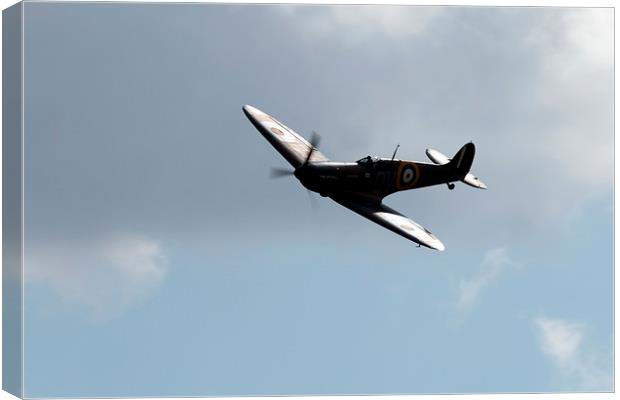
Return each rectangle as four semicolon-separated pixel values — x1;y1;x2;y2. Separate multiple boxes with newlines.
419;237;445;251
430;240;445;251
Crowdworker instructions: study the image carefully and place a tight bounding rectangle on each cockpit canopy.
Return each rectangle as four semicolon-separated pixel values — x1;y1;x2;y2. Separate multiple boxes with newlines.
356;155;379;165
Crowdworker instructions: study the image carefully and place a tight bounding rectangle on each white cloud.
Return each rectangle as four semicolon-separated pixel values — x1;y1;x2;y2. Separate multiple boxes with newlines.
534;316;612;391
366;8;613;234
456;247;517;311
529;9;613;80
535;317;584;367
271;7;612;240
527;8;613;193
26;234;167;320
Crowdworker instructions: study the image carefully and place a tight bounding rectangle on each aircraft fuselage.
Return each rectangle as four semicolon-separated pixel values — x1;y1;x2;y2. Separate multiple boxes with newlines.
294;160;394;199
294;155;471;202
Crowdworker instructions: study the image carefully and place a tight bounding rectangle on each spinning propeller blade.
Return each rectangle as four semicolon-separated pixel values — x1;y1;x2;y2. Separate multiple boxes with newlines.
303;131;321;165
306;189;319;212
270;167;295;178
270;130;321;210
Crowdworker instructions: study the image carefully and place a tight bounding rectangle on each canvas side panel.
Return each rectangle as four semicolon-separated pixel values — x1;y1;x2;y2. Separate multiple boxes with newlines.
3;2;23;398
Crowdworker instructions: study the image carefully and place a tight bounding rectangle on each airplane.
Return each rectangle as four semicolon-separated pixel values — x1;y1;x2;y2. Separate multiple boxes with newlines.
242;105;487;251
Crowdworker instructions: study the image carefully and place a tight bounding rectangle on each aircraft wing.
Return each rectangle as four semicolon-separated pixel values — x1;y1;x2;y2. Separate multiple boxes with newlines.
243;105;328;168
330;196;445;251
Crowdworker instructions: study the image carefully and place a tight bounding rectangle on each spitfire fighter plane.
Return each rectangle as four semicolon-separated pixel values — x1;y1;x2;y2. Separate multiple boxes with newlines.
243;105;486;251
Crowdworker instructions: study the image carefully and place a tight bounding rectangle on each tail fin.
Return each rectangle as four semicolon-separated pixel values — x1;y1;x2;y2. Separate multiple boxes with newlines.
449;142;475;180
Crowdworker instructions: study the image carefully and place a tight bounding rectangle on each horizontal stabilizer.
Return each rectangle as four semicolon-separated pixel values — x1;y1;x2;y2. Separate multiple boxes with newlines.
462;173;487;189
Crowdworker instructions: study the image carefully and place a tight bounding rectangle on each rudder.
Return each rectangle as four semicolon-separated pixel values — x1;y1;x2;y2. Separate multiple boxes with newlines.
449;142;475;180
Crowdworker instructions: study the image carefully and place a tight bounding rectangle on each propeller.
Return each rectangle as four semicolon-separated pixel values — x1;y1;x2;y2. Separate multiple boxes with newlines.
269;131;322;179
306;188;319;211
270;167;295;179
303;131;321;165
268;131;322;211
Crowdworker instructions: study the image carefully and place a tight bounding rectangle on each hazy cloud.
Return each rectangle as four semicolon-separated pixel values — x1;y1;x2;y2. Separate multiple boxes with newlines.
534;316;612;391
536;317;584;367
281;5;442;44
26;235;167;319
456;247;517;311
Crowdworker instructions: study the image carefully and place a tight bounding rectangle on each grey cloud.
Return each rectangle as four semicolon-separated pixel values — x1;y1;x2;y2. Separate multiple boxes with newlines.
23;5;612;251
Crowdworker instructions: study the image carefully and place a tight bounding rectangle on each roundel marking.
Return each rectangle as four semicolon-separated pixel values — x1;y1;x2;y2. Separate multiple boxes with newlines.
270;127;285;136
402;167;415;183
400;224;415;232
396;162;421;189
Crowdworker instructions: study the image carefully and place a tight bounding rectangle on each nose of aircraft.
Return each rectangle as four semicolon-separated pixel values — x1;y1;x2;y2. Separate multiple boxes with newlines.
293;163;310;180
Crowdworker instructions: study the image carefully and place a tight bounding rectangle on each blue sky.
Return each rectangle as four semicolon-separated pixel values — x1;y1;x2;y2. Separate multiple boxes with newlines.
21;3;613;397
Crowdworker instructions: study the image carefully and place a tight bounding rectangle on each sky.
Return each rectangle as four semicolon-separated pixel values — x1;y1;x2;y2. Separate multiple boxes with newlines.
20;3;613;397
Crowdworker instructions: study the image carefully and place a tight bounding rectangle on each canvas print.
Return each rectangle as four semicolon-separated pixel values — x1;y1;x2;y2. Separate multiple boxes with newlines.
2;2;614;398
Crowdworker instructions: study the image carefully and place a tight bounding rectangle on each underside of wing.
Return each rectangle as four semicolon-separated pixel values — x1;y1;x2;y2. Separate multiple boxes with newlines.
330;196;445;251
243;105;328;168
